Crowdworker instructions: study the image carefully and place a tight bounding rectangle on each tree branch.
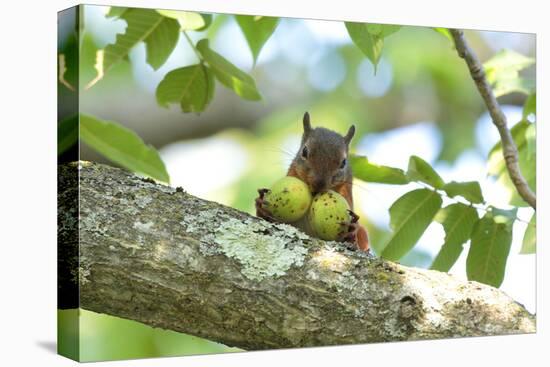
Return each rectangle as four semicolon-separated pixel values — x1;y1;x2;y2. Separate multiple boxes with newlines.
58;162;535;350
450;29;536;209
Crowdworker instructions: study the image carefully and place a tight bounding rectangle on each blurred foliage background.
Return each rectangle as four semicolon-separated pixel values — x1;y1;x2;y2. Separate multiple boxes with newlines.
58;5;535;361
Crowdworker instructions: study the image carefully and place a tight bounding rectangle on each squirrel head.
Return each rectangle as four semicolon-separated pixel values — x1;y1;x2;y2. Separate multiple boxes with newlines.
291;112;355;194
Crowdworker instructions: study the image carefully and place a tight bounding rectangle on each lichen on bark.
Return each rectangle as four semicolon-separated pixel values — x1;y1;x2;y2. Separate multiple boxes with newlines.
58;162;536;350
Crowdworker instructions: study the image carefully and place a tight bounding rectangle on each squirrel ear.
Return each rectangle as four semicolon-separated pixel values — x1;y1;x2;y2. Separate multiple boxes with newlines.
303;112;312;134
344;125;356;145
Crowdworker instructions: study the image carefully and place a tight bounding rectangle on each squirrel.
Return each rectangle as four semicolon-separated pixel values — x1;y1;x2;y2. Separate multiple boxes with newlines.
255;112;369;251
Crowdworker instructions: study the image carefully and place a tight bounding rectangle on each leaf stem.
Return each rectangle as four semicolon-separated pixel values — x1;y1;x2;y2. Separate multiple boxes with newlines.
182;31;203;63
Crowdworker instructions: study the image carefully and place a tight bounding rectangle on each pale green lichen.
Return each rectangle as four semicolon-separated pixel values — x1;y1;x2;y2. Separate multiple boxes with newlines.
311;247;352;273
181;208;228;235
135;194;153;208
213;218;308;281
133;221;154;233
199;235;220;256
180;208;310;280
79;266;90;285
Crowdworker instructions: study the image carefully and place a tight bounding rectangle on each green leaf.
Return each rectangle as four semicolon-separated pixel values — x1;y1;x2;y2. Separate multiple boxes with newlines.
381;189;442;261
236;15;279;65
197;13;213;31
380;25;401;37
466;208;516;287
488;120;527;175
350;155;410;184
345;22;397;72
488;120;536;206
523;93;536;121
520;214;536;254
494;78;535;98
442;181;484;204
345;22;400;72
407;155;445;189
106;6;127;18
156;64;215;113
80;114;170;183
433;27;452;41
156;10;206;30
196;39;262;100
483;49;535;97
430;203;478;272
366;24;401;37
103;8;180;72
58;115;78;156
484;49;535;73
525;123;536;162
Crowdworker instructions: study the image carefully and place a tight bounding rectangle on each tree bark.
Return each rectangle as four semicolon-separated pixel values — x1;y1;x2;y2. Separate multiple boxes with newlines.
58;162;535;350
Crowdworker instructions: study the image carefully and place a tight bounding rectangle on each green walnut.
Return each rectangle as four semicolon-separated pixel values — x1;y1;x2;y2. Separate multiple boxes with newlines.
264;176;312;222
308;190;351;240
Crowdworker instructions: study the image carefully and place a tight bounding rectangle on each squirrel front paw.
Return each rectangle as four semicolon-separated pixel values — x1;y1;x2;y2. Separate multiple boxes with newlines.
339;210;370;252
255;188;277;222
338;209;360;243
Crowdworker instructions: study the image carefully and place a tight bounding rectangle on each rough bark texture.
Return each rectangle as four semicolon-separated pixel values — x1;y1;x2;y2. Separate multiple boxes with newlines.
58;162;535;350
450;29;536;209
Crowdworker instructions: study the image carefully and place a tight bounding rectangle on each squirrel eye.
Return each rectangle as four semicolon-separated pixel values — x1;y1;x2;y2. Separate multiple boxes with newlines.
302;146;308;159
340;158;347;169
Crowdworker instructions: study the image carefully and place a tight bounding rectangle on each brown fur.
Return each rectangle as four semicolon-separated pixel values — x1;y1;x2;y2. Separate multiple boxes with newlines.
286;112;369;251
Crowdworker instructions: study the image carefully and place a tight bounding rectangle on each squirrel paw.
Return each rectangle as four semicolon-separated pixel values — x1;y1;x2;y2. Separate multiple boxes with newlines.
339;209;371;252
338;209;360;244
255;188;277;222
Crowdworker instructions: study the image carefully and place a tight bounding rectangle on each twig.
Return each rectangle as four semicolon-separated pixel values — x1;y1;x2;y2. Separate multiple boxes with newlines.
449;29;536;209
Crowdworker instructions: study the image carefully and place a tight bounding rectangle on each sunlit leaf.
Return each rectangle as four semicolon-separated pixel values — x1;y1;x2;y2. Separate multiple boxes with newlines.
346;22;401;72
236;15;279;65
488;121;527;175
523;93;536;121
488;120;536;207
466;208;515;287
381;189;442;261
407;155;445;189
80;114;170;183
494;78;534;98
156;64;215;113
103;8;180;72
345;22;383;72
350;155;410;184
58;54;75;91
442;181;484;204
58;115;78;156
520;213;536;254
430;203;478;272
156;10;206;30
484;49;535;97
433;27;452;42
525;123;536;162
106;6;127;18
366;23;401;37
380;25;401;37
206;14;229;39
196;39;262;100
84;49;104;90
366;24;383;35
484;49;534;79
197;13;213;31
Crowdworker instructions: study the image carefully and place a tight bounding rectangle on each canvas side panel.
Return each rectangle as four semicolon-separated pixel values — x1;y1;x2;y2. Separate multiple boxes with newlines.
57;4;80;362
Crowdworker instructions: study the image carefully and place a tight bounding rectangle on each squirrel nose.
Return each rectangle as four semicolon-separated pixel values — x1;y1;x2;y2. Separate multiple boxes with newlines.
311;179;327;194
